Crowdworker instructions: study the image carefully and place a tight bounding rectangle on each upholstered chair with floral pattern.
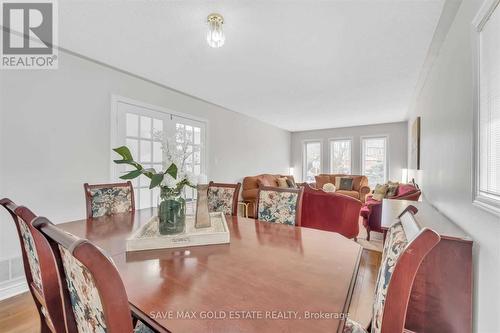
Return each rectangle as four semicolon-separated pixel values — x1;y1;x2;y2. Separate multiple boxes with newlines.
33;217;155;333
84;181;135;219
343;206;440;333
257;186;303;226
207;181;241;216
0;198;67;333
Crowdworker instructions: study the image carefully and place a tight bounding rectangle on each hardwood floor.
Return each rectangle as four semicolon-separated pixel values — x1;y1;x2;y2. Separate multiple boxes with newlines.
0;291;39;333
0;249;381;332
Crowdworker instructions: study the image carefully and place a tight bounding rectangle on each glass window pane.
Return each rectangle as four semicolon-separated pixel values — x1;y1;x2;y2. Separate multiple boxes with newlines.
140;116;152;139
140;140;152;162
153;141;162;163
194;164;201;175
362;138;387;188
186;126;193;143
126;113;138;137
304;142;321;183
331;140;352;174
126;138;139;160
153;119;163;136
194;127;201;145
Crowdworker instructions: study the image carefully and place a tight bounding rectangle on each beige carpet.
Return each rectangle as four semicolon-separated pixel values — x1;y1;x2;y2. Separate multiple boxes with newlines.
356;217;384;252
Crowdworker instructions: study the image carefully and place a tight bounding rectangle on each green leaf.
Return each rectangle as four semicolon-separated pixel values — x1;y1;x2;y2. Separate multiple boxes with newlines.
149;173;164;189
119;169;143;180
113;146;133;161
165;163;178;179
140;168;157;179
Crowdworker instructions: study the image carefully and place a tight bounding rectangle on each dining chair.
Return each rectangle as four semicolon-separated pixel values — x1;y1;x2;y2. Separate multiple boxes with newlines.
32;217;156;333
84;181;135;219
256;186;304;226
0;198;66;333
343;205;440;333
207;181;241;216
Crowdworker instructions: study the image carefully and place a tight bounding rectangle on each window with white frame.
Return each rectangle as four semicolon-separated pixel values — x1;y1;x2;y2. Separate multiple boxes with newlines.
113;98;206;209
330;139;352;174
474;0;500;215
361;137;387;188
303;141;321;183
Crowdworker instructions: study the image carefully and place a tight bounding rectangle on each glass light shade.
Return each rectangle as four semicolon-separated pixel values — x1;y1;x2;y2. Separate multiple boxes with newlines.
207;14;225;48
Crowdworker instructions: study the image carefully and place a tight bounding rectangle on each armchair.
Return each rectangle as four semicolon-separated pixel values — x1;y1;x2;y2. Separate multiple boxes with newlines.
360;184;421;240
300;184;362;239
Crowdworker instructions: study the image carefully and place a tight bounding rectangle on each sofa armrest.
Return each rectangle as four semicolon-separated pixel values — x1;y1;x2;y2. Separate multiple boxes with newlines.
359;186;371;203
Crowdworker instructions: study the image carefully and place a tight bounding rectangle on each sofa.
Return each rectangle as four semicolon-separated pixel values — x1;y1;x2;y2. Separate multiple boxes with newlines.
242;174;296;218
360;183;421;240
300;184;361;239
314;174;371;203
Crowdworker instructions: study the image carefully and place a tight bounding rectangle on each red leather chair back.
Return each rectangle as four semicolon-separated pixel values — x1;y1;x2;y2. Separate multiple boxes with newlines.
300;185;361;239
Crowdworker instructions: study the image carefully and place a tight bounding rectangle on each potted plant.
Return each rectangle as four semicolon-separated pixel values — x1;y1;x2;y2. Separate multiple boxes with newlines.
112;135;196;235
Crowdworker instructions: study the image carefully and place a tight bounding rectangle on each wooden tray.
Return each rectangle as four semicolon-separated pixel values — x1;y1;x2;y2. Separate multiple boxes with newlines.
126;212;230;252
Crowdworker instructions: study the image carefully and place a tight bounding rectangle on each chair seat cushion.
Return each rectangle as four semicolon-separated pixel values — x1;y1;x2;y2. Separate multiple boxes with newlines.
343;319;368;333
135;321;156;333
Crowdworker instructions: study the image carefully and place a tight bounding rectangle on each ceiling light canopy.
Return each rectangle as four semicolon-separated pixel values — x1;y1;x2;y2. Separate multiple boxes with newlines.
207;13;225;48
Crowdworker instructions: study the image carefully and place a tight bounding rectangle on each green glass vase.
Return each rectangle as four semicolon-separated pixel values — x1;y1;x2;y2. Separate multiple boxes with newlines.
158;189;186;235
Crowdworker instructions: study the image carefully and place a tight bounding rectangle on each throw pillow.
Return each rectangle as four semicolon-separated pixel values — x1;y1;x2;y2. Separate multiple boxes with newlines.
322;183;336;193
334;176;342;188
277;177;289;188
386;181;399;197
257;178;274;187
339;177;354;191
372;184;389;201
286;178;298;188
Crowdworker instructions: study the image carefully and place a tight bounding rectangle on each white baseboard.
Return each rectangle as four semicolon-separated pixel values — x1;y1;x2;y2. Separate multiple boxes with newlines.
0;278;28;301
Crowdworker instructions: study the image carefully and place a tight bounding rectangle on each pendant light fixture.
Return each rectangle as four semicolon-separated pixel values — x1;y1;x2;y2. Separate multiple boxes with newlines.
207;13;225;48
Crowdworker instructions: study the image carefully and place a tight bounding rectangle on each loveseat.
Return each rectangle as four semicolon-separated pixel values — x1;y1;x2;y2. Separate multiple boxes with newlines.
242;174;296;218
314;174;371;203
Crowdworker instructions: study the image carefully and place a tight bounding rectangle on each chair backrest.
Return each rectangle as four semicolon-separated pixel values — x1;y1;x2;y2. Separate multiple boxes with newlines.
371;205;440;333
0;198;66;333
33;217;135;333
256;186;304;226
207;181;241;216
84;181;135;219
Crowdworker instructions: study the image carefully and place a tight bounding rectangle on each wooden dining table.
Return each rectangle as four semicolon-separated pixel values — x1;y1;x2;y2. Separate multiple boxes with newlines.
58;208;362;333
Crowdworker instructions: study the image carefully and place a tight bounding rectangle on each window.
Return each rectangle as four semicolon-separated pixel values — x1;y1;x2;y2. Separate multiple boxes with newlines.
330;139;352;174
361;137;387;188
474;0;500;215
112;97;206;209
303;141;321;182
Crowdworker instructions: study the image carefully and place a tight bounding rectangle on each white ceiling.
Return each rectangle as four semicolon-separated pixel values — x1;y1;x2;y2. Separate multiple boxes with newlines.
58;0;445;132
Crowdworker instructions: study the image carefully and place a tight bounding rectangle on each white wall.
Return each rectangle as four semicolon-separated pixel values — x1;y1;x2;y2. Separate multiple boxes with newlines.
0;50;290;296
407;0;500;331
290;122;408;183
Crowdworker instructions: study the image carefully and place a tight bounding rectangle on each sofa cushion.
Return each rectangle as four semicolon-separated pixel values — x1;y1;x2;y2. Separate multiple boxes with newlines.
351;176;363;191
337;190;360;199
257;177;276;187
315;175;331;189
277;177;289;188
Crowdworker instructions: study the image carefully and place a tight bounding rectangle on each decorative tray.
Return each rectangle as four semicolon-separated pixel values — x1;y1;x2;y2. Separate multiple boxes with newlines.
126;212;230;252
